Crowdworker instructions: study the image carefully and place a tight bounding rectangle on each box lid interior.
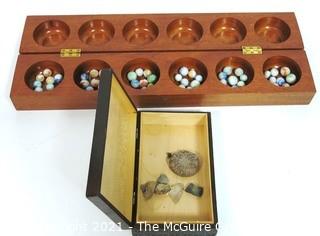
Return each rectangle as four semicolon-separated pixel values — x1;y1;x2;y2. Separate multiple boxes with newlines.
86;69;137;227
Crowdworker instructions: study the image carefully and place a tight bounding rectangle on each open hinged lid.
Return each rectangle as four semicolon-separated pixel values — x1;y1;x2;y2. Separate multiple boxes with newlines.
86;69;138;228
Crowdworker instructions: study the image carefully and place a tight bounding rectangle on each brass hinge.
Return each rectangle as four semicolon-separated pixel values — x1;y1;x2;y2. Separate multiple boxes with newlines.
60;48;81;57
242;46;262;55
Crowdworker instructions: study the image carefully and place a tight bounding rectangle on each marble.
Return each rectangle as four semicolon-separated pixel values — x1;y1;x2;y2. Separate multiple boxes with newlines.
270;68;279;77
127;71;137;81
237;81;245;87
179;67;189;76
269;76;277;84
175;74;183;82
286;74;297;84
147;74;157;84
36;74;45;82
81;73;89;81
227;75;238;86
130;79;140;88
240;74;248;82
45;76;54;84
276;77;285;86
190;80;200;88
223;66;233;75
135;68;144;77
34;86;43;92
91;78;100;88
33;80;42;88
264;70;271;79
195;75;203;82
180;78;189;87
280;67;291;77
46;83;54;90
86;86;94;91
179;84;186;89
188;69;197;79
220;79;227;85
139;79;148;87
54;73;63;83
218;72;227;80
89;69;99;78
143;69;152;78
43;68;52;77
80;79;90;88
234;68;244;77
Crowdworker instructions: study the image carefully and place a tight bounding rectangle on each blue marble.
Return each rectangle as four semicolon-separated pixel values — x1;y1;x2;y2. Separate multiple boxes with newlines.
179;67;189;76
195;74;203;82
81;73;89;81
276;77;285;86
180;78;189;87
130;79;140;88
54;74;63;83
218;72;227;80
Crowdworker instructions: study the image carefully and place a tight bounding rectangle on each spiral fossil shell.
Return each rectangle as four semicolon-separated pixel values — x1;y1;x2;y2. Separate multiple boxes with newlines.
166;150;200;177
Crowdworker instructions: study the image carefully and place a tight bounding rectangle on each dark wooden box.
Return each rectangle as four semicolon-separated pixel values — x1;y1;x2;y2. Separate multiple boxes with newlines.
10;13;316;110
86;69;218;235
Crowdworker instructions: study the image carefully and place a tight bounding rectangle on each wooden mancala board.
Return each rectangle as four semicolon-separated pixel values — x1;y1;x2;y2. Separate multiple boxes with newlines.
10;13;316;110
86;69;218;235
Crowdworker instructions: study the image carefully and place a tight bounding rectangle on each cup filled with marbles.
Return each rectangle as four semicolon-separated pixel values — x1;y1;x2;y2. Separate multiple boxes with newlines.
78;68;102;91
169;58;207;89
263;56;301;87
216;57;254;88
122;59;160;89
74;60;110;91
25;61;64;92
264;66;299;87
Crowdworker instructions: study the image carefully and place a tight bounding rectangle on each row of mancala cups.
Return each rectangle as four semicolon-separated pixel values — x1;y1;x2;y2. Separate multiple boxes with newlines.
10;50;315;109
20;13;303;53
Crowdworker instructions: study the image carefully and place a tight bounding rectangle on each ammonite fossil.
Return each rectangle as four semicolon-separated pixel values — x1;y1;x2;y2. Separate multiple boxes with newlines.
166;150;200;177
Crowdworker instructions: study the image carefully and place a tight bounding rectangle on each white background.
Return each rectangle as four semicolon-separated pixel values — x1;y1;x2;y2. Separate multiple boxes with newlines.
0;1;320;236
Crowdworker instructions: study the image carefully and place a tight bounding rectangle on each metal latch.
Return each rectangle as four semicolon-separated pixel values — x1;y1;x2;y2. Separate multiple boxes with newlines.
60;48;81;57
242;46;262;55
